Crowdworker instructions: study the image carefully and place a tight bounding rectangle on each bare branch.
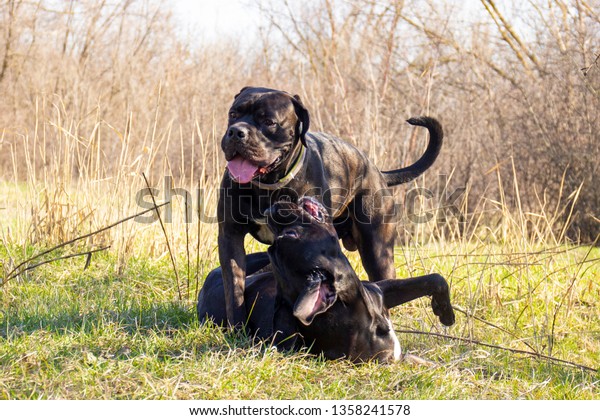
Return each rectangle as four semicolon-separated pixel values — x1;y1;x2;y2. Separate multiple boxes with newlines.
3;201;169;284
480;0;542;72
396;329;598;373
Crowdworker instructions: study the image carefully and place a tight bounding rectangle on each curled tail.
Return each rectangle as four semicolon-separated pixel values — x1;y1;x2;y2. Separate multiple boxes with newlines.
382;116;443;187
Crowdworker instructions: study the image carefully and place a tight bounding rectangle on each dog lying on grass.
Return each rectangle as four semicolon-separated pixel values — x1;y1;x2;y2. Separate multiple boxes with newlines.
198;197;455;363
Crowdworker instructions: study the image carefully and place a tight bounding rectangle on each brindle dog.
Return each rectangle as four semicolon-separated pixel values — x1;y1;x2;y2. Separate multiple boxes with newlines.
218;86;443;326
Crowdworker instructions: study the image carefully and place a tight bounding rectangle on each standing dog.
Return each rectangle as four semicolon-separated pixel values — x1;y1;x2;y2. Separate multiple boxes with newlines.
219;86;443;326
199;197;455;362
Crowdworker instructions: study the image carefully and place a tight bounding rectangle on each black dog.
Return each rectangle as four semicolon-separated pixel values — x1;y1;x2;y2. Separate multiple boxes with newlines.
200;197;455;363
218;86;443;326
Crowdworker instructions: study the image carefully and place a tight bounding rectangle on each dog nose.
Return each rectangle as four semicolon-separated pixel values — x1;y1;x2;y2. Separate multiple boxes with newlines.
227;126;248;140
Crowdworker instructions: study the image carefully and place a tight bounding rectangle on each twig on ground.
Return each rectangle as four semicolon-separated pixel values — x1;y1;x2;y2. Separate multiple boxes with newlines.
3;202;169;284
5;245;110;281
452;305;538;353
550;234;600;355
396;329;598;373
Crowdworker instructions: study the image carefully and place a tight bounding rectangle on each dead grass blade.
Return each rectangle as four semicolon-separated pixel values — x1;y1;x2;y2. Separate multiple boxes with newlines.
142;172;182;301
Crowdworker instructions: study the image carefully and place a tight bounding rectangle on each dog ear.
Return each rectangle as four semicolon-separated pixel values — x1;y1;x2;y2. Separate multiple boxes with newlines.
293;271;336;326
292;94;310;146
234;86;253;99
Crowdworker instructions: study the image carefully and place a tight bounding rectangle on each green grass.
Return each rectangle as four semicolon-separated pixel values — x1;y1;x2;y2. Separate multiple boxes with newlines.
1;240;598;399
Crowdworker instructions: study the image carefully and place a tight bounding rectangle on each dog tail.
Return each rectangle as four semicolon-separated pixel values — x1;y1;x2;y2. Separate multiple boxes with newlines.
382;116;443;187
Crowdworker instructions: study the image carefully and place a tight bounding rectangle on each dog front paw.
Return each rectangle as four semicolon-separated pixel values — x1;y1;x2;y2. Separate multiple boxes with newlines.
431;295;455;326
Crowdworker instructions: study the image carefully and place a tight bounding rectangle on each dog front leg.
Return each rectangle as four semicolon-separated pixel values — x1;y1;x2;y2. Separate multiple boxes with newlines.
378;274;455;326
218;226;247;328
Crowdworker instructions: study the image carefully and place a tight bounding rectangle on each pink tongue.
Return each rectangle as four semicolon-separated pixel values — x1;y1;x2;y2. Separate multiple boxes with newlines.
227;156;259;184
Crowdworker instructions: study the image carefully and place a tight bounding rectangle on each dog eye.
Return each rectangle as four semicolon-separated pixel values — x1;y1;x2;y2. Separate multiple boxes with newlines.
229;111;238;120
263;118;276;127
376;324;390;337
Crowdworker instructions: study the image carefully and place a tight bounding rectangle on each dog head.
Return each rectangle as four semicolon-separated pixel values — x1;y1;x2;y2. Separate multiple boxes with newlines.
266;196;338;323
222;86;310;184
265;197;404;363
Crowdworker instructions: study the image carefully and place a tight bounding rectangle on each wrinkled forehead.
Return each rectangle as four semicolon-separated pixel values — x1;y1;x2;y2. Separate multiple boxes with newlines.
274;209;337;237
231;89;294;115
270;203;312;225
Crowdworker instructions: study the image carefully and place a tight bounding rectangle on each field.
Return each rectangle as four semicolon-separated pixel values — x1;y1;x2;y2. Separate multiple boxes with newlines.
0;0;599;400
1;223;598;399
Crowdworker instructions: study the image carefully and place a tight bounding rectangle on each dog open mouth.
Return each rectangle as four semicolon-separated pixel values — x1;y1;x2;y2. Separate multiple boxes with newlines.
227;154;282;184
300;197;325;222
